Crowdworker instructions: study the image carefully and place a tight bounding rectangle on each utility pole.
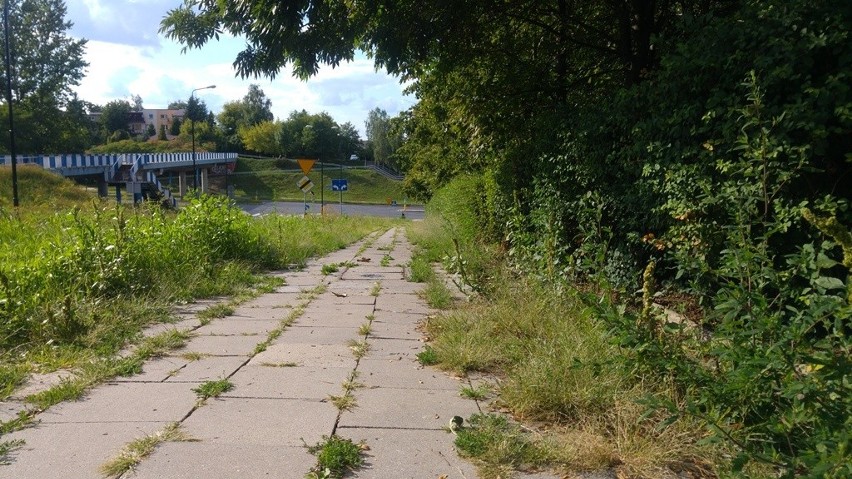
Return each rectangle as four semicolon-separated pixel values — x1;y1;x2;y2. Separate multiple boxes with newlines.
3;0;19;207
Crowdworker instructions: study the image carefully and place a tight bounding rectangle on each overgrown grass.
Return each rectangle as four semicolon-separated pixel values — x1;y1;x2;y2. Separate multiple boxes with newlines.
422;279;453;309
407;255;434;283
424;273;718;477
0;171;392;403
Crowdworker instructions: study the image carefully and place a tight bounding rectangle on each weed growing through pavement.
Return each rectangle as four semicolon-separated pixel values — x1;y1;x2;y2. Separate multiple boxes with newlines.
260;362;299;368
422;279;452;309
453;413;551;478
416;346;439;366
192;379;234;400
357;322;372;336
407;255;434;283
347;340;370;359
380;254;392;266
370;282;382;297
25;376;87;410
180;352;209;362
197;303;235;320
305;435;364;479
0;439;24;465
460;384;491;401
328;394;357;412
341;371;364;393
321;263;340;275
99;422;196;478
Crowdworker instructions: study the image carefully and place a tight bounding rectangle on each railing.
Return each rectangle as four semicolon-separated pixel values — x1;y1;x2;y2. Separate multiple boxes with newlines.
1;152;237;170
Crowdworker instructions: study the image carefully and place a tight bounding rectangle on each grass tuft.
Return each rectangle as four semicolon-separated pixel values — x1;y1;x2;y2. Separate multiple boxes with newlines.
460;384;491;401
321;263;340;275
192;379;234;399
328;394;357;412
260;361;299;368
306;435;364;479
347;340;370;359
197;303;235;320
407;255;434;283
416;346;439;366
98;422;196;477
0;439;24;465
422;279;453;309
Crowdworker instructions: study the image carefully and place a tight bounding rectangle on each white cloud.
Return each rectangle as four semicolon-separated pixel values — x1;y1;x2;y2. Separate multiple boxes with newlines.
67;1;413;137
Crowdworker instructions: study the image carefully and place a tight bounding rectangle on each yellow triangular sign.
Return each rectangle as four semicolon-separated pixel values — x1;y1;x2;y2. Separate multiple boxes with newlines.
297;159;316;174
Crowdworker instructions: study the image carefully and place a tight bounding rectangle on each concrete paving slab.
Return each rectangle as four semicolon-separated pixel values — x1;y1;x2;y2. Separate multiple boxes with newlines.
250;343;354;368
141;319;200;338
177;334;261;357
326;280;377;292
369;319;423;340
112;356;187;383
193;318;280;336
325;294;377;306
0;399;27;422
338;387;480;430
37;382;197;423
281;274;323;286
165;356;247;383
339;427;477;479
342;271;405;281
277;325;362;345
2;421;168;479
243;292;303;308
129;442;316;479
358;359;463;391
181;397;336;447
224;364;352;400
8;370;75;400
365;338;425;362
229;305;292;320
375;295;433;315
294;314;366;331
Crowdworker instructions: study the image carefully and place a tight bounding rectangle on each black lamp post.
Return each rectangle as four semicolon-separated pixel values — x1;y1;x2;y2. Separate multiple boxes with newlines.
190;85;215;194
3;0;18;207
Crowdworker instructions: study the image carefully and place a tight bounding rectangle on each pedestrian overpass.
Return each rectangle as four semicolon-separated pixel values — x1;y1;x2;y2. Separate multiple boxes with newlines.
0;152;237;205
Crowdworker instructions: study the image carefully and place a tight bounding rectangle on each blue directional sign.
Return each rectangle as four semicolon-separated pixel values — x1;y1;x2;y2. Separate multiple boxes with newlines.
331;179;348;191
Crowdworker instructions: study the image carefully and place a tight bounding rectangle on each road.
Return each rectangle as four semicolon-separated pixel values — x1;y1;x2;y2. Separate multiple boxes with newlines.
239;201;425;220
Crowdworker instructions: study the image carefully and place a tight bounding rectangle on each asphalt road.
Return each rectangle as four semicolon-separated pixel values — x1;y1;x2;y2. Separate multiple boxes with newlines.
239;201;425;220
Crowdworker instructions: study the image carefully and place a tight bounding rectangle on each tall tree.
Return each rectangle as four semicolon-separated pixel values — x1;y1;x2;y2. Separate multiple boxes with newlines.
100;100;132;136
365;108;397;167
0;0;88;153
218;84;274;151
130;94;144;111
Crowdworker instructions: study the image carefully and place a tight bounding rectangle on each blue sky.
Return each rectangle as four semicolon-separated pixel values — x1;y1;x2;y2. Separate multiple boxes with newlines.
65;0;413;136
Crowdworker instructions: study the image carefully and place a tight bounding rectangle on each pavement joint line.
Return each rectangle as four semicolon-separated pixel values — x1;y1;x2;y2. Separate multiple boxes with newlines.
335;425;448;432
39;420;171;425
217;396;330;403
368;336;421;341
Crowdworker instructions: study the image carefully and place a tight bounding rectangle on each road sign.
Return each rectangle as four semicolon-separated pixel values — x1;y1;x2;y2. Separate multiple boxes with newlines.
297;175;314;193
331;179;348;191
297;159;316;174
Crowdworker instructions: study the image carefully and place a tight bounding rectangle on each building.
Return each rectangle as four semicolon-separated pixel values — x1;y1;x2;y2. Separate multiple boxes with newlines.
142;109;186;135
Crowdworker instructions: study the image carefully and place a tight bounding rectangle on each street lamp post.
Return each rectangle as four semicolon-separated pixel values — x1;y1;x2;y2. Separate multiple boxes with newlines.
191;85;216;194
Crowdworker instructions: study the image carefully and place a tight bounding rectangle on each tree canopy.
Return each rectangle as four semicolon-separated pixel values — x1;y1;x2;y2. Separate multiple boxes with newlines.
0;0;89;153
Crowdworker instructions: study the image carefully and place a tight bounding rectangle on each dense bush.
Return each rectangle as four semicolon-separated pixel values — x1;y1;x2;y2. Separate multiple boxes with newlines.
495;1;851;475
